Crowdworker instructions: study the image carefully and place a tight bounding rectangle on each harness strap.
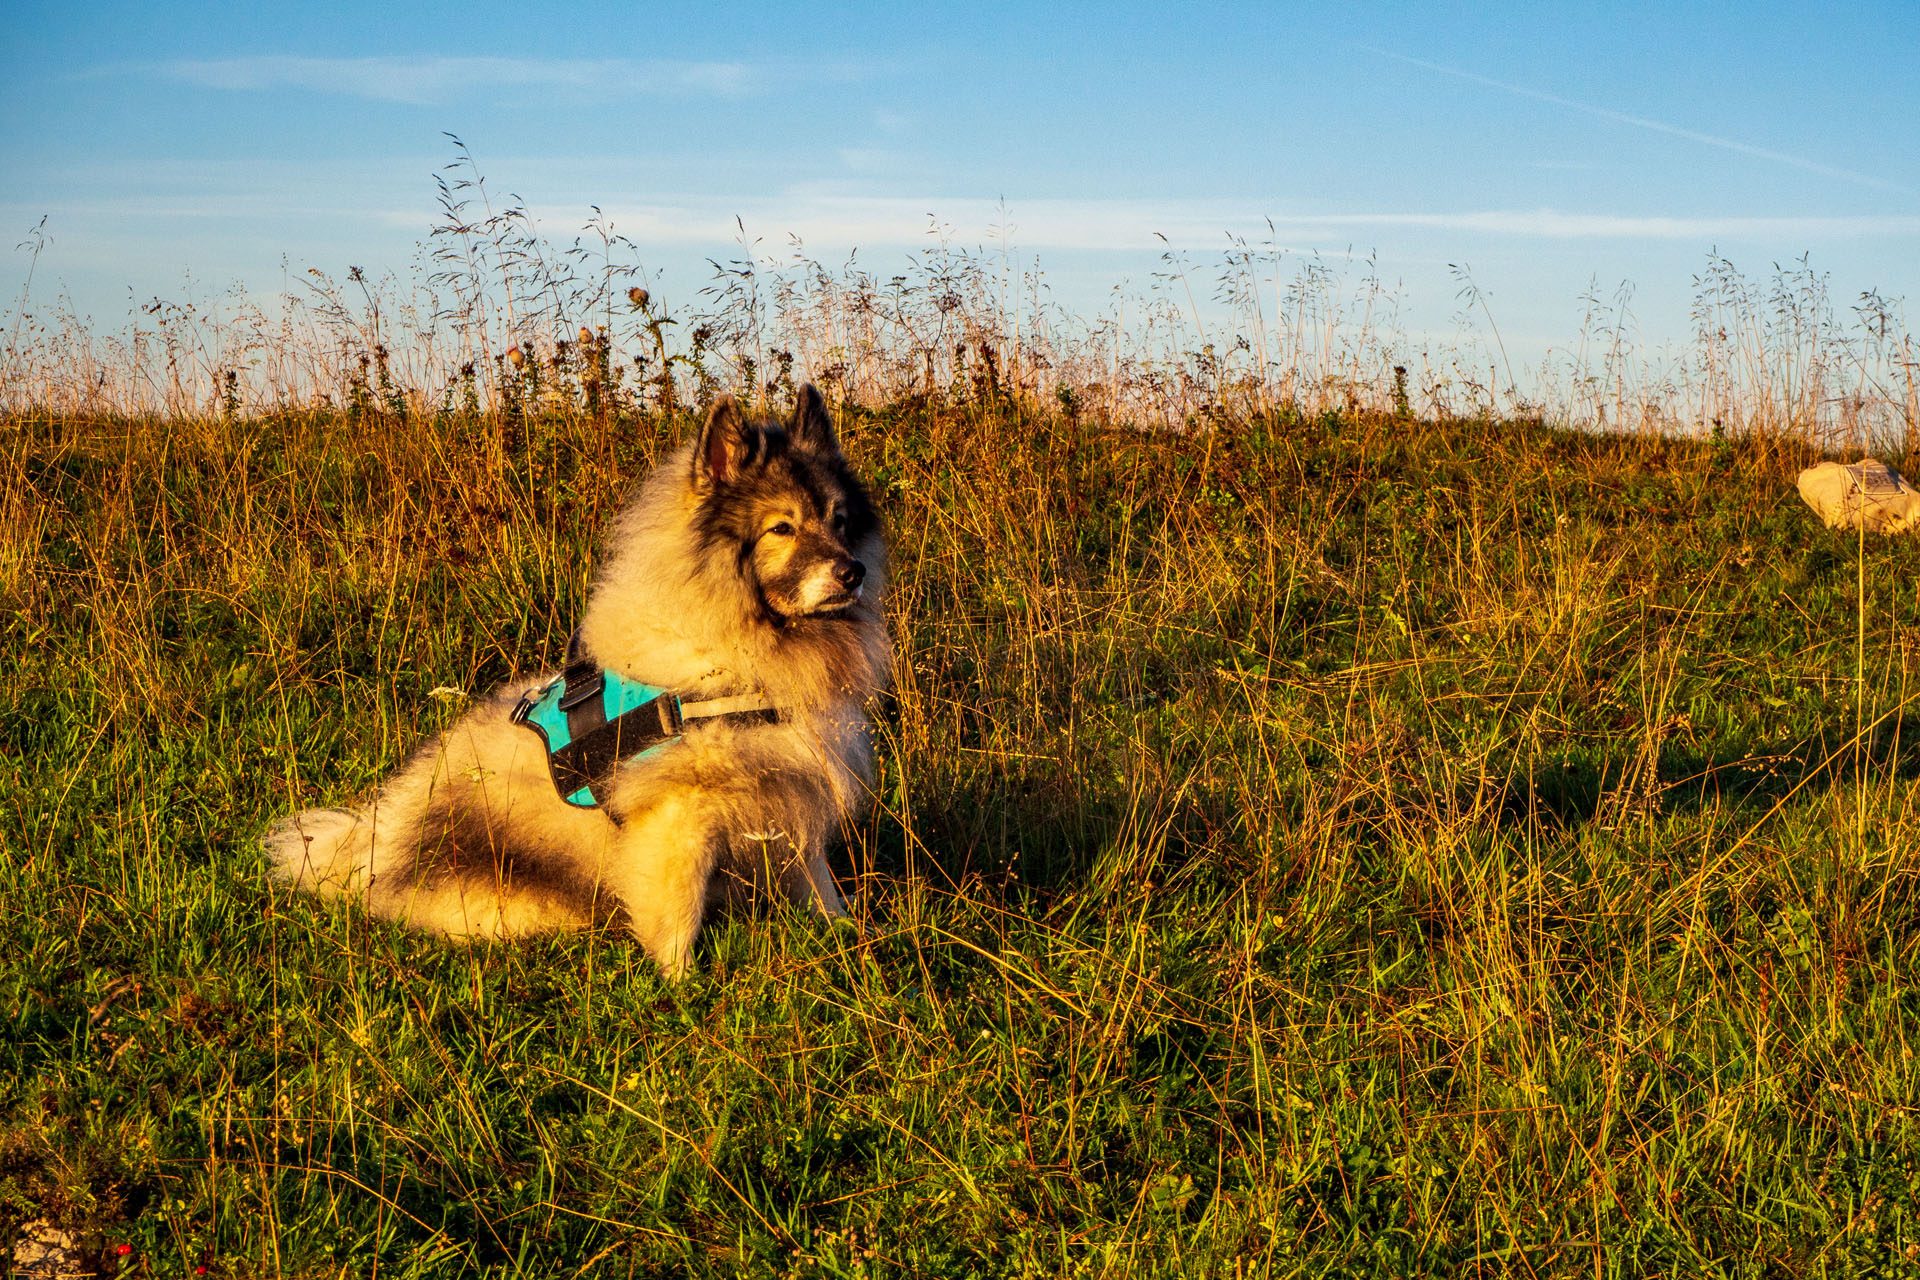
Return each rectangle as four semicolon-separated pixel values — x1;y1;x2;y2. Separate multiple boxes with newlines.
681;692;776;719
509;632;775;811
549;688;683;807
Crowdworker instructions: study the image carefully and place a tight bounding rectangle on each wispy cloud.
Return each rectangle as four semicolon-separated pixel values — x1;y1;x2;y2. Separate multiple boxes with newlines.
1309;209;1920;241
141;55;757;104
15;162;1916;250
1359;45;1912;195
549;195;1920;251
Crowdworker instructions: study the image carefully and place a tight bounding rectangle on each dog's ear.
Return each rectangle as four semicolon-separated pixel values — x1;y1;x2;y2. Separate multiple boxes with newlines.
789;383;841;457
695;394;751;486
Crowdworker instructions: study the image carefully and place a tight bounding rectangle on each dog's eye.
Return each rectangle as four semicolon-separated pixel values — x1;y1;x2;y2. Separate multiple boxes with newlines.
767;521;795;537
831;510;847;530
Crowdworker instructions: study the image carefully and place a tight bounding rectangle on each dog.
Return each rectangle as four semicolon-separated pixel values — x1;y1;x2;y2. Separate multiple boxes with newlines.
264;385;890;977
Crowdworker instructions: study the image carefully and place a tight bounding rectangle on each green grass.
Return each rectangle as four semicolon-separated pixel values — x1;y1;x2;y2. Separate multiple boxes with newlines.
6;399;1920;1276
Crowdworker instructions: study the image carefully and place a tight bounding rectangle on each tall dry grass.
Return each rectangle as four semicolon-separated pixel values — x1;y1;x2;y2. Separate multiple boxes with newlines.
6;154;1920;1272
9;384;1920;1271
5;151;1913;451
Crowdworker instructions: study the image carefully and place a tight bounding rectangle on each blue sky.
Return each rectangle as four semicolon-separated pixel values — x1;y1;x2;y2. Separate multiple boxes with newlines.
5;0;1916;370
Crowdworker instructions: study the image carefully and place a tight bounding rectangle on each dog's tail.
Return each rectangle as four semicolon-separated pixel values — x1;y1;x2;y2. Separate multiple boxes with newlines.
263;806;376;898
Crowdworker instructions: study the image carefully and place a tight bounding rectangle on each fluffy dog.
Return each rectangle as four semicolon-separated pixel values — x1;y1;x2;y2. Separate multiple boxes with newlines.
265;385;889;976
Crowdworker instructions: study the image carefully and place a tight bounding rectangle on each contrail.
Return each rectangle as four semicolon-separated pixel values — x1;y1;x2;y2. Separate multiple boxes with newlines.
1357;45;1912;196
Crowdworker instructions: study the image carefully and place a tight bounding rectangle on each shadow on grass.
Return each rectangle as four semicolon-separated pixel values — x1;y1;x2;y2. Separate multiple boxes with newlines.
1500;714;1920;832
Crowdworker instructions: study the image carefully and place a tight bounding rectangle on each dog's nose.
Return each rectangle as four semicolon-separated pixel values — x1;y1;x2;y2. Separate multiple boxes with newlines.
836;559;866;589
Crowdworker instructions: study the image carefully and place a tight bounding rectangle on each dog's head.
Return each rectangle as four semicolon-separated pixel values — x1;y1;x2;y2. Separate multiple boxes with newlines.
691;384;880;620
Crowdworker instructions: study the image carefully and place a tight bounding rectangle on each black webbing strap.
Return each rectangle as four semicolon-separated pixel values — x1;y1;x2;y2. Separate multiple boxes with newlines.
548;692;683;802
513;631;779;811
558;632;605;724
544;632;684;805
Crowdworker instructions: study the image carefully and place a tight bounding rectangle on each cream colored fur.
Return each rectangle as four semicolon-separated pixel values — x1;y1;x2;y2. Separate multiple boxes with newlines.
265;389;889;977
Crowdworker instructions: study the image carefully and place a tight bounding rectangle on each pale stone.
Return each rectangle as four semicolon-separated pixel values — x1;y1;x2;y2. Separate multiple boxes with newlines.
10;1221;83;1280
1796;459;1920;533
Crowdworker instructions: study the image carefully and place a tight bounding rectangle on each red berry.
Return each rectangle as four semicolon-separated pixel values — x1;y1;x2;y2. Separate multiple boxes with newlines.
116;1243;134;1255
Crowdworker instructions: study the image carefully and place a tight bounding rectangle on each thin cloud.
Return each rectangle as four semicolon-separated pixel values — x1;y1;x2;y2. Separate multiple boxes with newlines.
147;55;756;104
1306;209;1920;241
14;170;1914;248
1358;45;1912;195
550;195;1920;251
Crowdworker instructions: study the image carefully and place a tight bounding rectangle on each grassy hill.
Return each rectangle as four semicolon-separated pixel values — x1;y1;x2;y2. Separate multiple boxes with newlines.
5;398;1919;1276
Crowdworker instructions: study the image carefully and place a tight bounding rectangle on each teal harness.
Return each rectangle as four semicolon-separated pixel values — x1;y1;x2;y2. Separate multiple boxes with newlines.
510;634;775;810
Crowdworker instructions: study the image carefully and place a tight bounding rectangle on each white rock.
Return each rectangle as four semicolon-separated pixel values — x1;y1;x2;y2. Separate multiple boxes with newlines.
1795;459;1920;533
10;1221;83;1280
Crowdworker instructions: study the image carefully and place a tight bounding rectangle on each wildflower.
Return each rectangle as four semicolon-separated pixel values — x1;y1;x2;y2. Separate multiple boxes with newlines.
579;326;594;346
506;346;526;370
627;286;649;309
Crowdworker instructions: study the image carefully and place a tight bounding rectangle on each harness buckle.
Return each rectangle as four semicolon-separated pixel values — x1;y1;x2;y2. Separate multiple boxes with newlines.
640;691;685;739
557;669;606;713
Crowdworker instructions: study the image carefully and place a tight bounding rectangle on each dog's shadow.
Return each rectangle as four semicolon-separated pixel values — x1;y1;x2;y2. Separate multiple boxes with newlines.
833;751;1222;917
